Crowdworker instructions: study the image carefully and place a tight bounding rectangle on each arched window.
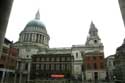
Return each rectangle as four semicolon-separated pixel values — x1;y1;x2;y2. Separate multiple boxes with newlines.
76;52;78;58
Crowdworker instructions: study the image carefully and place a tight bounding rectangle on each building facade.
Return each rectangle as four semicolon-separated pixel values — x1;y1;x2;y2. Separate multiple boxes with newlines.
114;40;125;83
0;38;18;83
83;22;106;81
31;53;73;80
14;10;106;83
106;55;115;80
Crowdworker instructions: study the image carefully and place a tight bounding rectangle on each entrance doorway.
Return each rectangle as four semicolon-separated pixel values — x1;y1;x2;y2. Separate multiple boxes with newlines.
94;72;98;81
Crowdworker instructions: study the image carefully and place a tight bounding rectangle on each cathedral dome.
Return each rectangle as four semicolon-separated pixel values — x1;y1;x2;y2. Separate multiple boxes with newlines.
19;10;50;48
23;11;47;34
26;20;45;29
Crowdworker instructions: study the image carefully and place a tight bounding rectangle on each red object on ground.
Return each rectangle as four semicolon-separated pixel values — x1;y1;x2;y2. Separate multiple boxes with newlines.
51;74;64;78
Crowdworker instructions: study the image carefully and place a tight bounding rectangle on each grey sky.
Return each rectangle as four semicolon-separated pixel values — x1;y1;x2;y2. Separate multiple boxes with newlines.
6;0;125;57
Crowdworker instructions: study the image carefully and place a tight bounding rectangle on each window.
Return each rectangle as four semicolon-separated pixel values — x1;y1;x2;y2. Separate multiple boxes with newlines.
2;47;8;54
93;56;96;60
51;57;55;62
61;64;65;70
51;64;54;70
26;55;29;58
87;57;90;60
61;57;65;61
67;57;70;61
1;56;6;61
46;64;49;70
99;56;103;59
67;64;71;71
87;64;91;69
94;40;97;43
41;58;44;62
76;53;78;58
100;63;104;69
56;64;60;70
94;63;97;69
25;63;28;70
36;57;40;61
44;64;46;70
46;57;49;62
36;64;39;70
41;64;44;70
109;61;111;66
56;57;60;62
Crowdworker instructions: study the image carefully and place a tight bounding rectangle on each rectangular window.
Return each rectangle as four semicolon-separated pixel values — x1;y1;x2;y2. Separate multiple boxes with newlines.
46;57;49;62
94;63;97;69
93;56;96;60
99;56;103;59
25;63;28;70
76;53;78;58
87;57;90;60
56;57;59;62
41;64;44;70
51;64;54;71
67;57;70;61
56;64;60;71
87;64;91;69
100;63;104;69
36;64;39;70
51;57;55;62
2;47;8;54
61;57;65;61
41;58;44;62
36;58;40;62
46;64;49;70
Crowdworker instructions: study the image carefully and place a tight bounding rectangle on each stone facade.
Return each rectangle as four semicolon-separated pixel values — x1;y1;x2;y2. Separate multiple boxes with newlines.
114;39;125;83
14;11;106;83
106;55;115;80
30;53;74;80
83;22;106;81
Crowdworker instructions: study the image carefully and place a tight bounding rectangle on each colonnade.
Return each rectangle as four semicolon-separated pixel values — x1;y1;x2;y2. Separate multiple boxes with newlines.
14;60;31;83
20;33;49;44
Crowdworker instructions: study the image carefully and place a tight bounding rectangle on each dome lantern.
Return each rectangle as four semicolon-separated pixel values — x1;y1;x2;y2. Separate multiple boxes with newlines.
35;10;40;20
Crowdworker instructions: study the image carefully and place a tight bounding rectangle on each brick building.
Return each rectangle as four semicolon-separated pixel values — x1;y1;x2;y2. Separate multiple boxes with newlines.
83;22;106;81
0;38;18;83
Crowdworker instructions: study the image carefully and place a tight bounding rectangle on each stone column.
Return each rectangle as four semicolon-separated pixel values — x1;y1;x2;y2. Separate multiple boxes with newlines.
26;33;28;42
40;34;42;43
31;33;33;42
27;33;30;42
43;36;44;44
40;35;43;43
24;33;26;42
38;34;40;43
19;62;24;83
27;62;31;83
20;34;22;42
30;33;33;42
14;61;19;83
34;34;37;42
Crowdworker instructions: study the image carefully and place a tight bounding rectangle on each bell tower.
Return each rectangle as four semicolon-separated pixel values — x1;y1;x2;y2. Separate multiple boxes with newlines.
85;21;103;47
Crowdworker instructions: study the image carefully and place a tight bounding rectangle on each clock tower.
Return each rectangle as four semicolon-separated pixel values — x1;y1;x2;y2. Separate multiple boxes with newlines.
85;21;103;47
